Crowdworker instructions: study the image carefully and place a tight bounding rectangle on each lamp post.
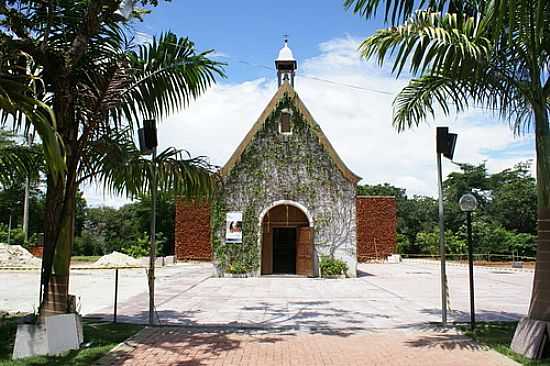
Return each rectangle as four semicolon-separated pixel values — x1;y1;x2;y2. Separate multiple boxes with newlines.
459;193;478;331
138;119;158;326
436;127;458;325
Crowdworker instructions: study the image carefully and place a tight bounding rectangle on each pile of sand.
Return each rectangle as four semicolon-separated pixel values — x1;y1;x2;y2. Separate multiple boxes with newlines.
0;244;42;267
94;251;141;267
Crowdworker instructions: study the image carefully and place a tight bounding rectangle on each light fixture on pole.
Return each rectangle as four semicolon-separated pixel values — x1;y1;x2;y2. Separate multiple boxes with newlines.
138;119;158;326
436;126;457;325
459;192;478;331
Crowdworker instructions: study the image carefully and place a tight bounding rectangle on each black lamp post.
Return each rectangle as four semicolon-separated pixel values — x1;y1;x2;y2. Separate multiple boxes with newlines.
459;192;478;331
436;127;458;325
138;119;158;326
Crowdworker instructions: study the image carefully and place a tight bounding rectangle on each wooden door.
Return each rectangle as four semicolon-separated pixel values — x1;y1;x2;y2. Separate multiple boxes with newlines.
261;229;273;275
296;227;313;277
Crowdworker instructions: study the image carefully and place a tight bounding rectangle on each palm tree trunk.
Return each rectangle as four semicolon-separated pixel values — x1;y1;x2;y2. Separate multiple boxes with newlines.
40;173;77;315
40;85;79;316
512;101;550;359
528;104;550;320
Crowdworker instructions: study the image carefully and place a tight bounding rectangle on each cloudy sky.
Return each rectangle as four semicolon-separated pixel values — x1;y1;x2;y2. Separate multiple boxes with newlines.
84;1;535;207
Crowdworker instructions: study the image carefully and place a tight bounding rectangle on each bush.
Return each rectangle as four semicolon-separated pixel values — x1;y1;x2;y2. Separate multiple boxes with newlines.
226;261;250;274
319;256;348;277
464;221;536;258
121;232;166;258
0;224;25;246
415;228;465;256
395;233;411;254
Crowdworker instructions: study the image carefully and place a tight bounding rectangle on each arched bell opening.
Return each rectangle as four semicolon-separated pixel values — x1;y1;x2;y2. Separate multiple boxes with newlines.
260;203;313;276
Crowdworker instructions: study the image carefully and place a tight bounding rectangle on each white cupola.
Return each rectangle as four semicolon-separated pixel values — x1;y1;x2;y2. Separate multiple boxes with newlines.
275;40;297;87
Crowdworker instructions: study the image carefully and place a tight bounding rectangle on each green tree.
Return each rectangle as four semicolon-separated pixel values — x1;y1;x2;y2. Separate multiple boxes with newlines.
489;162;537;234
346;0;550;353
0;1;224;315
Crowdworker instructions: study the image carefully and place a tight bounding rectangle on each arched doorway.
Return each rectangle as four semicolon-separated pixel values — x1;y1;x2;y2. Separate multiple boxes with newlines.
260;203;313;276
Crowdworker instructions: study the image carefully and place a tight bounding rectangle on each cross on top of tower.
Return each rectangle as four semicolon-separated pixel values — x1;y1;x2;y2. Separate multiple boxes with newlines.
275;38;297;87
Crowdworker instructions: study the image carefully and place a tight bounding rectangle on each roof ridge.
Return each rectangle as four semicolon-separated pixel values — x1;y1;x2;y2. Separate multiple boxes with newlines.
220;82;361;184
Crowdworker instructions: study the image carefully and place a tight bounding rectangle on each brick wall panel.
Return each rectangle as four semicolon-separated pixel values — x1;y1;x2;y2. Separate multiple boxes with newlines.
174;200;212;261
356;196;397;261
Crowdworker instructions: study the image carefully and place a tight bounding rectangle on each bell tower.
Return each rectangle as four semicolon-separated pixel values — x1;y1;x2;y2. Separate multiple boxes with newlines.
275;39;297;87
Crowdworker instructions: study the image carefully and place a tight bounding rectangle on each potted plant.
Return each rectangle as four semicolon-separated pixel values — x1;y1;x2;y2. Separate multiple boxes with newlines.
319;256;348;279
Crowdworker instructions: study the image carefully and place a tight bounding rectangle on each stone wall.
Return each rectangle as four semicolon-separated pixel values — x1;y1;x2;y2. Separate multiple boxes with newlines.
356;196;396;261
174;200;212;261
219;94;357;276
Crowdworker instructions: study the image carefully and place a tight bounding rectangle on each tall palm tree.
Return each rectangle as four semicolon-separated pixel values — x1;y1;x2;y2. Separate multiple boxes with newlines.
345;0;549;357
0;1;224;315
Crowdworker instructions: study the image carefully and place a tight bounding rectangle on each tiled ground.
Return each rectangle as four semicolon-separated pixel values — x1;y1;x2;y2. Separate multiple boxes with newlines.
96;327;519;366
87;260;532;330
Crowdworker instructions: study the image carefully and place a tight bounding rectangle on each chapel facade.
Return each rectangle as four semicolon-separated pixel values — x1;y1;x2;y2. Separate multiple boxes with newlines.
174;42;397;277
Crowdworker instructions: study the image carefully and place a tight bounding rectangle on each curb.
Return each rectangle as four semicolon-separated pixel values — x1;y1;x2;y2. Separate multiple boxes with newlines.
402;259;534;273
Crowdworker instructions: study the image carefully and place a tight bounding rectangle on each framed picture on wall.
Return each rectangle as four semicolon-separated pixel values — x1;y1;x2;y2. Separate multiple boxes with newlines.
225;211;243;243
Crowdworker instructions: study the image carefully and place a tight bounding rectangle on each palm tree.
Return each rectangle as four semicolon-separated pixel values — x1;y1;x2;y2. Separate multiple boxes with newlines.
345;0;549;357
0;1;224;315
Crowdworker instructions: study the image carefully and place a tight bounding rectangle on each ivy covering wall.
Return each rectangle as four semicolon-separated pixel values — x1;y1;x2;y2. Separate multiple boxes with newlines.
213;92;357;276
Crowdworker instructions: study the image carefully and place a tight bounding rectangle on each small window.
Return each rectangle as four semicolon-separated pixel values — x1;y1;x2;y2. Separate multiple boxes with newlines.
279;112;292;135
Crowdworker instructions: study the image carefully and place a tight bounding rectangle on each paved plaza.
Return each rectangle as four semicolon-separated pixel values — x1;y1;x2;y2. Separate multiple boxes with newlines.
2;260;531;364
89;260;531;329
2;260;532;329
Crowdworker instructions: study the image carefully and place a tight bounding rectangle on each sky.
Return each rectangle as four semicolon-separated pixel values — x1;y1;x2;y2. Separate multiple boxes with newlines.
83;0;535;207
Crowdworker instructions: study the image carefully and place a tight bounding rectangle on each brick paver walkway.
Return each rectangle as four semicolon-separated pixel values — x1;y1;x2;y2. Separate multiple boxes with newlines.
96;327;518;366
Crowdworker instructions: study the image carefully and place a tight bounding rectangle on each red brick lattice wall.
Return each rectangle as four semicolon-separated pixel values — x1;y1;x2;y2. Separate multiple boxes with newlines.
174;200;212;261
356;196;397;261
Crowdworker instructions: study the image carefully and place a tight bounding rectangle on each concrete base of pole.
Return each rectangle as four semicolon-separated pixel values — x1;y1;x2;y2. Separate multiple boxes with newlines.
511;317;549;359
12;313;83;359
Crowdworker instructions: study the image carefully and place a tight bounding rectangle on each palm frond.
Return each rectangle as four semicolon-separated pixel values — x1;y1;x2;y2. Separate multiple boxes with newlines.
0;75;66;179
79;129;218;200
0;131;41;187
113;32;225;127
360;11;492;77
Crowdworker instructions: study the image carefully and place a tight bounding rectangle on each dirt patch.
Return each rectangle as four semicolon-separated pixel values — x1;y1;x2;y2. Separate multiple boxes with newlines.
94;252;141;267
0;244;41;267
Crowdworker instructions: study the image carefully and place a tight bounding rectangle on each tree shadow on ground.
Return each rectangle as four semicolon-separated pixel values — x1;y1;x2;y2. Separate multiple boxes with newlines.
87;303;386;338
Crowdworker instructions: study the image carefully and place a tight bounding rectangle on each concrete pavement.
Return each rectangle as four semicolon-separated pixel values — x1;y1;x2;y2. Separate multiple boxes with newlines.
84;260;532;330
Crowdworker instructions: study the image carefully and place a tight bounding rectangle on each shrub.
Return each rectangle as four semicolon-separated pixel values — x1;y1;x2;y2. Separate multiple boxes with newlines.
226;262;248;274
0;224;25;246
319;256;348;277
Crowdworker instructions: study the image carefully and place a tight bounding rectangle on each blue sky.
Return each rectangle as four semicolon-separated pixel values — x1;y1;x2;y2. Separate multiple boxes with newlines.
134;1;387;82
83;1;536;206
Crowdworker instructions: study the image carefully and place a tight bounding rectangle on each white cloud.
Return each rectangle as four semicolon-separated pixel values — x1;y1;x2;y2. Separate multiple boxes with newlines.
83;35;535;206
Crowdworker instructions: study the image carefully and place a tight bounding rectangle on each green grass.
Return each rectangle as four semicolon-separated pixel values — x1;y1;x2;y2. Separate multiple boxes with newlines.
459;321;550;366
0;316;142;366
70;256;101;263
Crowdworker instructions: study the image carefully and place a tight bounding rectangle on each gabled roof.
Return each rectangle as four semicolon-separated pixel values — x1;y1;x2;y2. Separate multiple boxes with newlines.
220;82;361;184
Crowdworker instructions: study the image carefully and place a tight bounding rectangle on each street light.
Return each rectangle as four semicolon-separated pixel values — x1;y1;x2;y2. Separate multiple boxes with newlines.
436;127;458;325
138;119;158;326
459;192;478;331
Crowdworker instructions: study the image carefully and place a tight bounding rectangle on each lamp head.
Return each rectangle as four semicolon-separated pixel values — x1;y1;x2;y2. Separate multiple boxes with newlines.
459;193;478;212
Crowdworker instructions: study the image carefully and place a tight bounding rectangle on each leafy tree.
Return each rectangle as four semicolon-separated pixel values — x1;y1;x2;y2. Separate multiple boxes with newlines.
0;0;224;315
358;183;405;198
489;162;537;234
346;0;550;351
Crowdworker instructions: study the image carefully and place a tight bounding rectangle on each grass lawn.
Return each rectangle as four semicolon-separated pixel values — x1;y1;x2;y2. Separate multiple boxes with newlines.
0;315;143;366
70;256;101;264
459;321;550;366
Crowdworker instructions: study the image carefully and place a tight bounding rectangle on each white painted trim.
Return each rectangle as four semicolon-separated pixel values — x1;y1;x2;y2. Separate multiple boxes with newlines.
258;200;313;227
257;200;313;276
